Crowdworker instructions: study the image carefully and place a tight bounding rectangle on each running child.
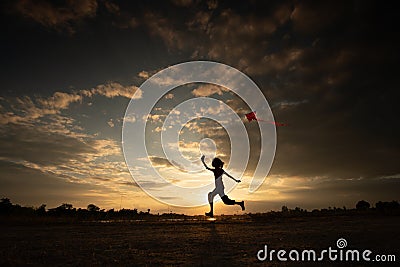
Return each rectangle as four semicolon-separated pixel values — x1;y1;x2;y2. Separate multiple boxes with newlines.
201;155;245;217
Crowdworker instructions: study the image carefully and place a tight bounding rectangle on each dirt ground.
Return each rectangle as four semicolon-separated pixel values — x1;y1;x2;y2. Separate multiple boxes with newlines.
0;215;399;266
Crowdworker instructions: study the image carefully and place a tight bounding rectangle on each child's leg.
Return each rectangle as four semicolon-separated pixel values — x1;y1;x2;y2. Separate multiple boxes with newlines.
206;190;218;216
206;202;214;217
221;195;235;205
221;195;245;211
208;191;217;204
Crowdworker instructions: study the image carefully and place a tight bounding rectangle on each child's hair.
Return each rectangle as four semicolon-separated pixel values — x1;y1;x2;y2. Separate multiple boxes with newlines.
212;158;224;168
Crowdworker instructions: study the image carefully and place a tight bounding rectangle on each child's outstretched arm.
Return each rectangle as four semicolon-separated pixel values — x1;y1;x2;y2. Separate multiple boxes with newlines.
201;155;212;170
224;171;241;183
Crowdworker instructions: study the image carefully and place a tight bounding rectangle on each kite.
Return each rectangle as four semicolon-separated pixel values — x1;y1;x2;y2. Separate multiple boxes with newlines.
245;111;287;126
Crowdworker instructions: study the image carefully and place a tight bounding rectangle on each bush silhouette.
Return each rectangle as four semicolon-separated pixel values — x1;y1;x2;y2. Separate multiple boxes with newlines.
356;200;370;210
87;204;100;212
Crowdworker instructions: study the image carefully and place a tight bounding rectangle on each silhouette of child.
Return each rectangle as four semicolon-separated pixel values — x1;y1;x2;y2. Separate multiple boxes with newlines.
201;155;245;217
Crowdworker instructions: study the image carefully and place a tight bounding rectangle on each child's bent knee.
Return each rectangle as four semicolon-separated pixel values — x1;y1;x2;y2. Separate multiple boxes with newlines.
221;195;235;205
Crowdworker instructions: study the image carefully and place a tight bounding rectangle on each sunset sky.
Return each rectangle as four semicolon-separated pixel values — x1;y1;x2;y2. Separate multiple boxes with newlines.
0;0;399;214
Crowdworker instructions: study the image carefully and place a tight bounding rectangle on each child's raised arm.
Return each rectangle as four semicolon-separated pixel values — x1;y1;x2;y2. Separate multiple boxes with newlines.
201;155;212;170
224;171;241;183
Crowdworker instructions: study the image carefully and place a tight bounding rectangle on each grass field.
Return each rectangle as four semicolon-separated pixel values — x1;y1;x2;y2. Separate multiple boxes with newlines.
0;215;398;266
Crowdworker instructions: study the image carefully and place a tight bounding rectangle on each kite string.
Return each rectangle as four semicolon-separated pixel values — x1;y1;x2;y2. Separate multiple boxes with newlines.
255;119;287;126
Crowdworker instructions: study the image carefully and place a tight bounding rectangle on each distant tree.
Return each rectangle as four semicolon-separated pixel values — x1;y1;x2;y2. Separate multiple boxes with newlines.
356;200;370;210
376;201;384;211
1;198;11;205
376;201;400;212
36;204;46;215
391;201;400;209
147;209;150;214
0;198;13;214
87;204;100;212
58;203;73;210
281;205;289;213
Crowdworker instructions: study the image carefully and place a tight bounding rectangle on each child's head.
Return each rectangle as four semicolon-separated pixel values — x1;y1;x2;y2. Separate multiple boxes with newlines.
212;157;224;168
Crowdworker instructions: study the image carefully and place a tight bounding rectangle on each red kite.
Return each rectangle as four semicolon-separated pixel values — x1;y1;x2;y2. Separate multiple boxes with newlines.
245;111;287;126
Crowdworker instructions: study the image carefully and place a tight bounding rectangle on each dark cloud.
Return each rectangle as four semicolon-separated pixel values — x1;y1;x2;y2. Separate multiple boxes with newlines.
171;0;194;8
136;1;294;74
266;6;400;179
290;1;351;35
14;0;98;34
0;124;96;166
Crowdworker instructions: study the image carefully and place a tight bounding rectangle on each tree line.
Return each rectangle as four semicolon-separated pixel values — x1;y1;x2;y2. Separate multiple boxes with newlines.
0;198;162;220
0;198;399;220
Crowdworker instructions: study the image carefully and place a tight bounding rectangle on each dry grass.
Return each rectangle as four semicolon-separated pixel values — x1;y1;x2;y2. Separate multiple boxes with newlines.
0;215;399;266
